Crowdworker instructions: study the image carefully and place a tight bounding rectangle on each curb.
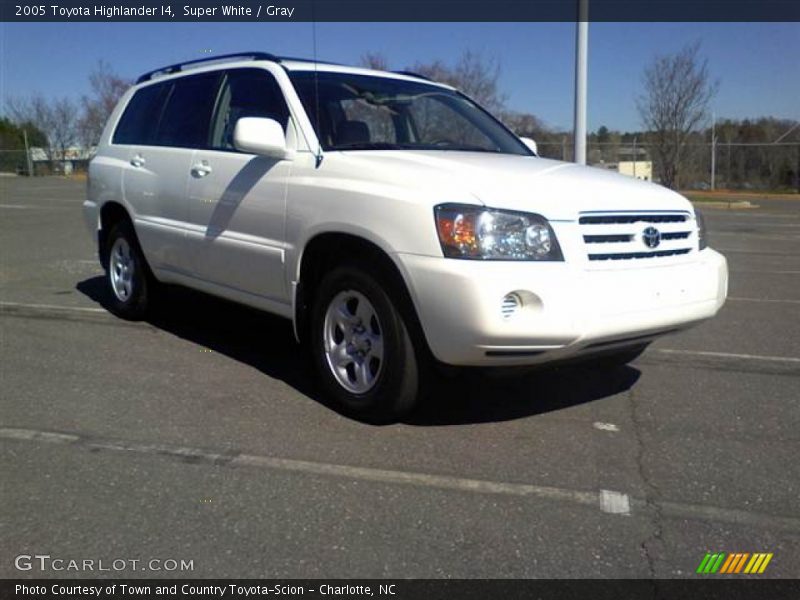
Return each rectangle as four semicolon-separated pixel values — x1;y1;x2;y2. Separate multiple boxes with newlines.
690;201;757;210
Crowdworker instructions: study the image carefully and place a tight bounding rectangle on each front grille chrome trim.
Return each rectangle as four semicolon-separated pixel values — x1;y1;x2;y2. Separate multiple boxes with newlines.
579;211;695;264
588;248;691;261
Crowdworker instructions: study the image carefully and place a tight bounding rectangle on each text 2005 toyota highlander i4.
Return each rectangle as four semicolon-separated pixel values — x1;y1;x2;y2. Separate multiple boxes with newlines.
83;53;728;421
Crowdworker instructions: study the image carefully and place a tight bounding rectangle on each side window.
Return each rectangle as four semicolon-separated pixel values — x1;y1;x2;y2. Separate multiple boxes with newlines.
210;69;290;151
154;72;220;149
112;83;169;145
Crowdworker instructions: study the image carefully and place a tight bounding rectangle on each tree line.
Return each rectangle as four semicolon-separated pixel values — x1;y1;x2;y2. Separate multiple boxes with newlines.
3;47;797;191
2;61;129;173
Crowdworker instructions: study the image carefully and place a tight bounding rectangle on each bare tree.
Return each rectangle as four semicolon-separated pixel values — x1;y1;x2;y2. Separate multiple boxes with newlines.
499;110;549;139
7;93;77;170
359;52;390;71
411;50;507;114
637;42;718;189
78;61;131;146
49;97;79;167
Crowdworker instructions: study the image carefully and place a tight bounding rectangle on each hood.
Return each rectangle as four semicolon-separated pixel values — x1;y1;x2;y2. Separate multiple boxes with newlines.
332;150;692;220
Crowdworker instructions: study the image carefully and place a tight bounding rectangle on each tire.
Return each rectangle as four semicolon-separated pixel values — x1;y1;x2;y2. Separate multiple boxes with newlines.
310;264;421;422
103;220;155;320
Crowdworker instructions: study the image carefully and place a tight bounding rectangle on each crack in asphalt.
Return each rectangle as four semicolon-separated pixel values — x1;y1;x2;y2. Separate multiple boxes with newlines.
628;386;665;581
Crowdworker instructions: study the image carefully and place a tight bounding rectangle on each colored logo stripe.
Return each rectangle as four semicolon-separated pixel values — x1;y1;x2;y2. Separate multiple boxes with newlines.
696;553;726;573
745;553;773;574
698;552;773;574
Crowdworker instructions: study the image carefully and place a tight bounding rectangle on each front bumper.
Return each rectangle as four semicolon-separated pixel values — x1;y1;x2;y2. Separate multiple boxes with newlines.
397;249;728;366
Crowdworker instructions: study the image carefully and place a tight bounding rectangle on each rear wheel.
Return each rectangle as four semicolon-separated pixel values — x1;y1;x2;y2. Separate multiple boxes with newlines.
310;265;421;422
104;221;155;320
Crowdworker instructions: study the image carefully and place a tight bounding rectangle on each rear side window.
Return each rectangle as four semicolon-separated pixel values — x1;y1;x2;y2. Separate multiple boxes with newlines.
113;83;169;145
154;72;221;148
210;68;290;151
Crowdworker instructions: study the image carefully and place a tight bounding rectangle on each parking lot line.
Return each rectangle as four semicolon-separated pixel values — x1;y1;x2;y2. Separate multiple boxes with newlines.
0;204;74;210
730;269;800;274
3;425;799;533
0;425;614;515
0;301;107;314
728;296;800;305
656;348;800;364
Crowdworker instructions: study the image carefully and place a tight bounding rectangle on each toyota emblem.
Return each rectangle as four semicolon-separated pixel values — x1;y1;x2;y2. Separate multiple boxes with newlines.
642;226;661;249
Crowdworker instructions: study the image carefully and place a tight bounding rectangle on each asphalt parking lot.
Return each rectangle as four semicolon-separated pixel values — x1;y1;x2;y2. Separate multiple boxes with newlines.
1;176;798;579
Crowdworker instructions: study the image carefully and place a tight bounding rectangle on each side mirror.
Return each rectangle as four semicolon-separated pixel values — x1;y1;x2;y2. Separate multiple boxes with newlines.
520;137;538;156
233;117;290;159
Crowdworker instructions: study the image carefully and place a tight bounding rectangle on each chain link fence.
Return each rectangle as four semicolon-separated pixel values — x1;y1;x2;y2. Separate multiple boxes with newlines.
536;140;800;192
3;142;799;192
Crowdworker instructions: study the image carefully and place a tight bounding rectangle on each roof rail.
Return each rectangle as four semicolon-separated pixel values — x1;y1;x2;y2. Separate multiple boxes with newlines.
277;56;343;67
392;70;434;82
135;52;280;84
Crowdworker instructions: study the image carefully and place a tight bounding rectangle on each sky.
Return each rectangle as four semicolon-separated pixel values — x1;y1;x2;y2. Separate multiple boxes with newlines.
1;21;798;132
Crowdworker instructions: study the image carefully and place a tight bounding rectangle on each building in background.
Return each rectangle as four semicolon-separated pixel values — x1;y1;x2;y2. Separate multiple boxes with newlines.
593;144;653;182
29;146;93;175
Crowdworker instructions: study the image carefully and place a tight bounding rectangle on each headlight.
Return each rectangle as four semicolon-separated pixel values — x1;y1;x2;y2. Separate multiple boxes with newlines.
695;209;708;250
434;204;563;261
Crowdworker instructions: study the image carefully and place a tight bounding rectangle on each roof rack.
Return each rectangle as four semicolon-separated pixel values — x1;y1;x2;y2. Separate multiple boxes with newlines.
135;52;280;84
392;70;434;82
278;56;343;67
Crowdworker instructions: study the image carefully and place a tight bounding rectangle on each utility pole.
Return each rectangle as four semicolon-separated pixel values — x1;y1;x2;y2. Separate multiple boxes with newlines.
573;0;588;165
23;129;34;177
710;112;716;190
632;136;637;178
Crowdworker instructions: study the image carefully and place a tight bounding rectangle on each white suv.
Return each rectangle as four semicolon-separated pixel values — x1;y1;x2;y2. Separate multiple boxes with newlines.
84;52;728;420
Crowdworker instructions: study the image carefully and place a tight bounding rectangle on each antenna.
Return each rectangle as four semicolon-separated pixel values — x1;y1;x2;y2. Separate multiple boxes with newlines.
312;3;323;167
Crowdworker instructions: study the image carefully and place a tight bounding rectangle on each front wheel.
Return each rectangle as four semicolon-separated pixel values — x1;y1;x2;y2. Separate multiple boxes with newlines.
310;265;421;422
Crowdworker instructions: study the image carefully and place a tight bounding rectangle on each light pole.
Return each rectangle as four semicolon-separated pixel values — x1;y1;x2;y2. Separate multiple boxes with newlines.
574;0;589;165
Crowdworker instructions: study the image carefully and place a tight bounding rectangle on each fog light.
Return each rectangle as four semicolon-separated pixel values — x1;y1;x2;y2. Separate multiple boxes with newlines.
501;293;522;319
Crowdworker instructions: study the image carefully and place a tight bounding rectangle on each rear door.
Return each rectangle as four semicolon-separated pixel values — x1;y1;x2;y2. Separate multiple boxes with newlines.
121;72;221;275
185;67;292;302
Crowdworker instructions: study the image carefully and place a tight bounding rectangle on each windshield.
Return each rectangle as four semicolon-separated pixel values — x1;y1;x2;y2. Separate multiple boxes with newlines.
288;71;532;155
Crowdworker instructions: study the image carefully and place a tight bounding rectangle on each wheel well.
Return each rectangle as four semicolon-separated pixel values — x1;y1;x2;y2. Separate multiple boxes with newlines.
296;233;431;358
98;202;132;269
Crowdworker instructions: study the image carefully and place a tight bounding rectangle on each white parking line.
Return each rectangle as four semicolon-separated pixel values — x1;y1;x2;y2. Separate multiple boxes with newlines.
0;426;616;516
0;301;107;314
0;204;73;210
592;422;620;432
4;426;799;532
656;348;800;364
728;296;800;305
712;212;800;220
599;490;631;515
714;231;800;241
731;270;800;275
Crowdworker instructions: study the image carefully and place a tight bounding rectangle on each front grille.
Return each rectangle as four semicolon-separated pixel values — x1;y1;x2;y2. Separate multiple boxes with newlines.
579;211;694;263
579;214;689;225
588;248;691;261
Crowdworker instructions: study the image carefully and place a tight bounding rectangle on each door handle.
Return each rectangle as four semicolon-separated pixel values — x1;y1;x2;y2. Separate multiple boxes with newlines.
191;161;212;177
130;154;145;168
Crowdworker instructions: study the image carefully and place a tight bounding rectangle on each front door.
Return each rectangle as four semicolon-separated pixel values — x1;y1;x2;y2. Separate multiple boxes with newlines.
185;67;292;303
